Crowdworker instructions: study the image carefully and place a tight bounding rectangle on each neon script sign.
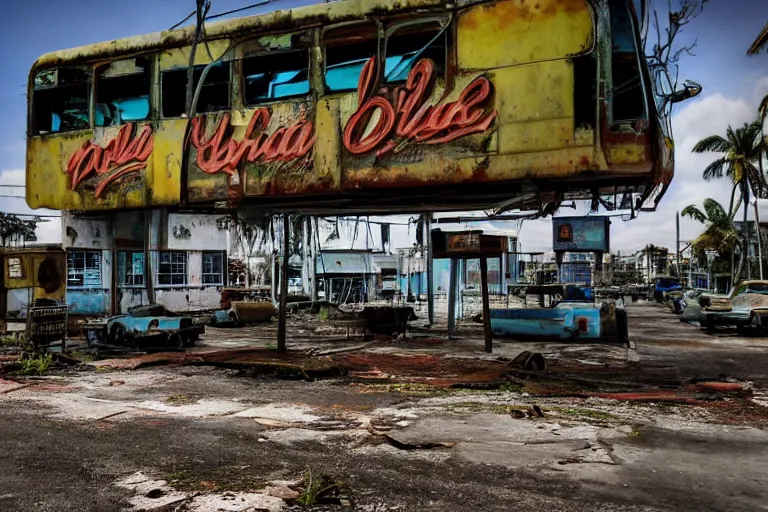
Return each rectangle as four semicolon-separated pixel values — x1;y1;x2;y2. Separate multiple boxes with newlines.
189;109;316;175
343;57;497;157
67;123;153;198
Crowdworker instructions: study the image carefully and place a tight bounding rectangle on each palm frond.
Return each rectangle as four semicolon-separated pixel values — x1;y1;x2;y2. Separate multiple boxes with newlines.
681;205;707;223
759;93;768;122
692;134;731;153
702;157;727;181
702;198;728;224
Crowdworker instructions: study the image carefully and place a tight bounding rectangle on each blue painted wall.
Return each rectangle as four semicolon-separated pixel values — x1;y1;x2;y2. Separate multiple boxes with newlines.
67;289;109;315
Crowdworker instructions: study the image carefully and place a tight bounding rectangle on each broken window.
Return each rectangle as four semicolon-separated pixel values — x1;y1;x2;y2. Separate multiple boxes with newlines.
8;258;22;278
162;62;231;118
243;49;310;104
32;68;90;135
384;21;447;83
95;57;151;127
67;250;101;288
117;251;145;287
202;251;225;285
158;251;187;286
324;23;379;93
609;0;646;123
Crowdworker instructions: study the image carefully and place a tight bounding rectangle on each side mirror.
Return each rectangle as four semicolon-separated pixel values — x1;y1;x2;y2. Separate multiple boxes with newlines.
669;80;702;104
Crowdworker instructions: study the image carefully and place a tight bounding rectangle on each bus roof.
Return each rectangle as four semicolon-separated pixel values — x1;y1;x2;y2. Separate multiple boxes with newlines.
31;0;452;71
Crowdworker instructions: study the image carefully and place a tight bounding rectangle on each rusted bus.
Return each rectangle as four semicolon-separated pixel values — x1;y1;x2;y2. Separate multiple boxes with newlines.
26;0;672;213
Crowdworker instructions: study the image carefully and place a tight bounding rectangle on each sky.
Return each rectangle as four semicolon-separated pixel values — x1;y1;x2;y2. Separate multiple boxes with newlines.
0;0;767;254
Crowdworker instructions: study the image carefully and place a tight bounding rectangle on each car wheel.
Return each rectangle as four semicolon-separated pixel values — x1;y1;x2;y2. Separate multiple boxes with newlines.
703;318;716;332
111;324;126;345
170;333;185;349
751;313;761;329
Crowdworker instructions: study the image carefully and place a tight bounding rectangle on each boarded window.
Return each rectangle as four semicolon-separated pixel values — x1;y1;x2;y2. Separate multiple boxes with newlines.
384;22;447;83
243;49;310;104
158;251;187;286
162;62;231;117
202;252;225;285
324;24;379;93
67;250;101;288
95;57;151;127
8;258;22;278
33;68;90;135
117;251;145;286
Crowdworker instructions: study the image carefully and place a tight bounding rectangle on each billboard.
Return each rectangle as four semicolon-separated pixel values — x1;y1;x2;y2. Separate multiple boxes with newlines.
552;217;610;253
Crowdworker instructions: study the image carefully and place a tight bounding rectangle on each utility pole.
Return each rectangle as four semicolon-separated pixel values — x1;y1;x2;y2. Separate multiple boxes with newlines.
676;212;682;283
277;214;290;353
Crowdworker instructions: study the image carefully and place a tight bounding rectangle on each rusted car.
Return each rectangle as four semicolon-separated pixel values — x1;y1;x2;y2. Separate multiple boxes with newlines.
699;281;768;333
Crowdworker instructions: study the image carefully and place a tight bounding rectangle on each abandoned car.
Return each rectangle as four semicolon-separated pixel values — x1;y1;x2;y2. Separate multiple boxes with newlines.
698;281;768;333
83;304;204;348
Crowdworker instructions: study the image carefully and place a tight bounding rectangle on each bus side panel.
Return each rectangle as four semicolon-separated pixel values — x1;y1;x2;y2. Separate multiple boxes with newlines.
27;127;151;210
456;0;594;70
151;118;185;205
456;0;605;180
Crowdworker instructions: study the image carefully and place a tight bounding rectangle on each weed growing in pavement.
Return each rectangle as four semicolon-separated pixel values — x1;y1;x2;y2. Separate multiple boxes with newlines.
18;353;53;376
318;307;330;322
66;350;94;362
165;394;194;405
297;467;345;506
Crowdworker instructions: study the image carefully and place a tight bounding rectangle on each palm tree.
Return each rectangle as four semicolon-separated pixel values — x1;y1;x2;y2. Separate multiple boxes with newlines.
681;199;740;254
692;121;764;281
747;22;768;56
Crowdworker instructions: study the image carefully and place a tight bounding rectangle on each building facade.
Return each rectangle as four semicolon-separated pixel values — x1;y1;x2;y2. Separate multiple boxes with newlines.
63;210;228;316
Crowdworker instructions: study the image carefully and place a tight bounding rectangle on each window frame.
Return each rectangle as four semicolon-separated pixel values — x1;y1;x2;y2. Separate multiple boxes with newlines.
66;249;102;289
241;47;313;106
382;17;450;86
93;57;153;128
202;251;226;286
157;251;188;287
322;21;382;95
160;61;233;119
117;250;146;288
8;257;23;279
31;66;92;136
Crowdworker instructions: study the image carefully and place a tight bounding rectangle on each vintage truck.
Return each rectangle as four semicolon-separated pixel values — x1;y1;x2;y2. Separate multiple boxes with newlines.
82;304;204;348
698;280;768;333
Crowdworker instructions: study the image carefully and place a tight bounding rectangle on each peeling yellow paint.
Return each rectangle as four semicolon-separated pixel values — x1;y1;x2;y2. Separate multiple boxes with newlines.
457;0;594;70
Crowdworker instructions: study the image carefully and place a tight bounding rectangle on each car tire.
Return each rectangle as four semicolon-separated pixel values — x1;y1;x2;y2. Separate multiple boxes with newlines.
111;324;126;345
703;318;716;332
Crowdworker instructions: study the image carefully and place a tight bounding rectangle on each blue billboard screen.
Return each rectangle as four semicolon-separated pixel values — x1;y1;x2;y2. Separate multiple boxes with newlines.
552;216;610;252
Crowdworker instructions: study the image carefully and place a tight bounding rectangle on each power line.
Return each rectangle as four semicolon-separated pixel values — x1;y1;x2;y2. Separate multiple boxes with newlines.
207;0;275;20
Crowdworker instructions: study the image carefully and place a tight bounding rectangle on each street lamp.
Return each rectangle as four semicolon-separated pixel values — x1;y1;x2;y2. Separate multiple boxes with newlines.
705;250;717;292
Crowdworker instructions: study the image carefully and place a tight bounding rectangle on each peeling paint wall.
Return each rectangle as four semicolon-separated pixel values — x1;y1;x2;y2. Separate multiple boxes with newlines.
166;213;227;251
62;212;113;316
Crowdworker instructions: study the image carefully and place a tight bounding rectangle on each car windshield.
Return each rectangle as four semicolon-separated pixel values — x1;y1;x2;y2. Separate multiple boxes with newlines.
745;283;768;294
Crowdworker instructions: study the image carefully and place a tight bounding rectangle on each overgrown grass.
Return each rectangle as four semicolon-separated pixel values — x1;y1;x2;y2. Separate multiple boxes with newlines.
66;350;94;362
298;468;344;506
18;353;53;376
165;393;195;405
318;307;330;322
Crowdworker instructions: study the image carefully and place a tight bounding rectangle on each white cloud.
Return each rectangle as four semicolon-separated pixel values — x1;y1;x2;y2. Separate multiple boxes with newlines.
519;87;767;255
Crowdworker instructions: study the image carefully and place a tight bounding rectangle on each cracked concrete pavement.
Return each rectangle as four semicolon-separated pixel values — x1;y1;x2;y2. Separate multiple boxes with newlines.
1;301;768;511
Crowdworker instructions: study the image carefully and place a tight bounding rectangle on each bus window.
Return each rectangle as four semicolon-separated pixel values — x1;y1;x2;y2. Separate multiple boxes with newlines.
161;61;231;118
243;49;310;104
95;57;150;127
384;21;447;84
609;0;646;123
32;68;90;135
324;23;378;94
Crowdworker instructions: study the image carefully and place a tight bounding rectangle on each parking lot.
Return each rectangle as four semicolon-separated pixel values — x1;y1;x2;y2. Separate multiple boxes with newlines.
1;300;767;512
